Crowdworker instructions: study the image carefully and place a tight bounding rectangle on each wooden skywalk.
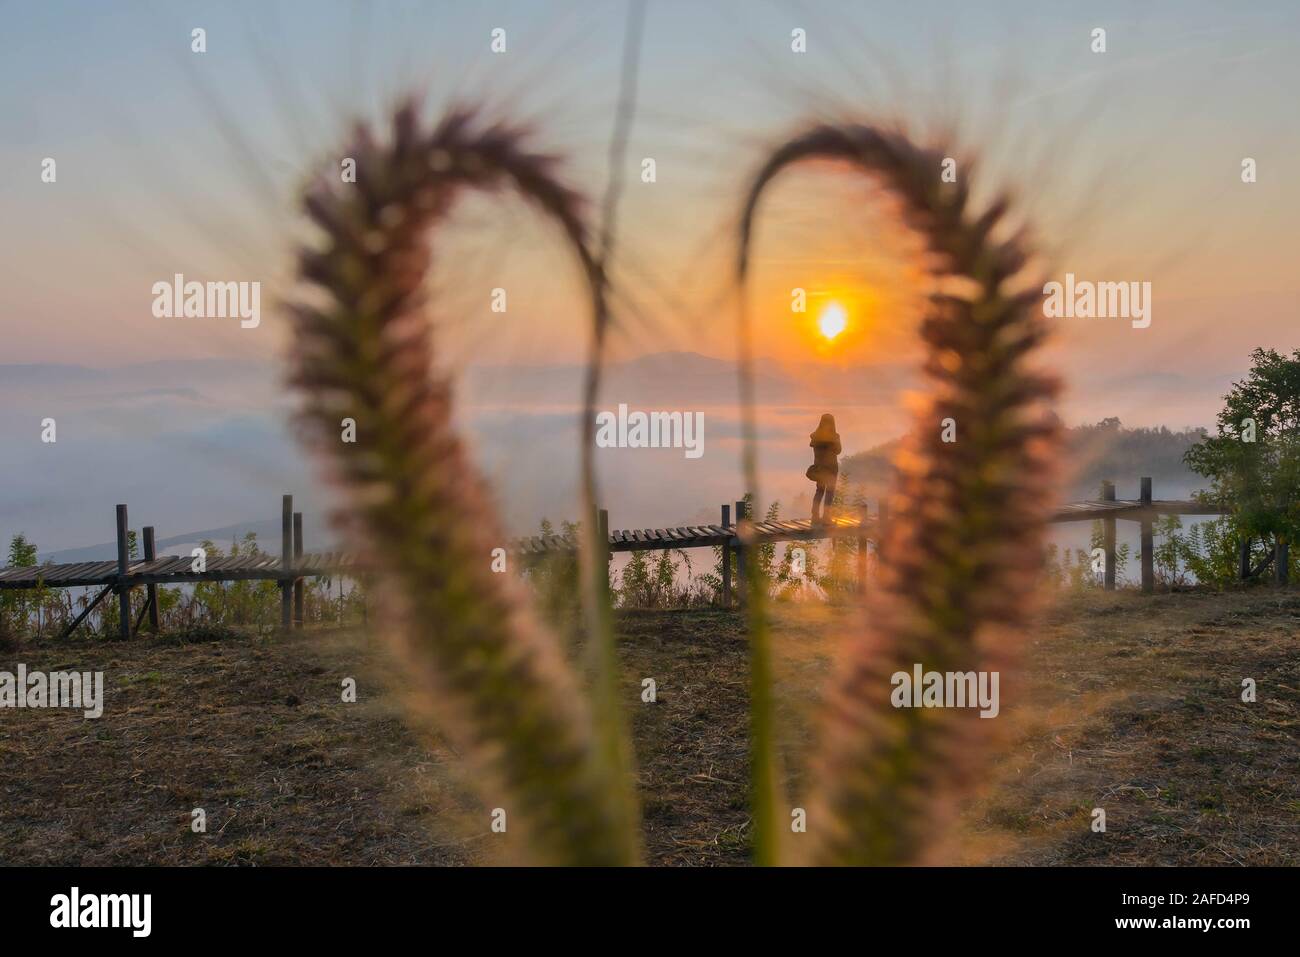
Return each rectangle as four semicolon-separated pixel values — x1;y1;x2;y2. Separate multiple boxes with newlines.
515;513;875;555
0;492;1222;589
0;552;353;590
0;481;1231;638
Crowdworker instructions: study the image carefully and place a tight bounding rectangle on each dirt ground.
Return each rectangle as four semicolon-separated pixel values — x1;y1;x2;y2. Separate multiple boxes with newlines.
1;588;1295;865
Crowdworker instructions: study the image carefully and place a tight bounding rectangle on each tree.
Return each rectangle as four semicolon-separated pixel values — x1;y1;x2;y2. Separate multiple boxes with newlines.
0;534;42;634
1184;348;1300;567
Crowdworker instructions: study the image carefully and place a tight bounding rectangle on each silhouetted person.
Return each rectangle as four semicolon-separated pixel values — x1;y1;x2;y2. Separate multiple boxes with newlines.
807;413;841;524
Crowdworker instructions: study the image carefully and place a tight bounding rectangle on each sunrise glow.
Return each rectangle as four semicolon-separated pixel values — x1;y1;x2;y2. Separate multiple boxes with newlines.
818;302;847;340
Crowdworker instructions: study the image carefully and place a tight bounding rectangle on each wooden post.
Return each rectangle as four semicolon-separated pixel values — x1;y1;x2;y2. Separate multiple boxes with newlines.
143;525;160;631
720;504;732;608
1239;537;1252;580
856;503;868;594
1101;481;1116;591
598;508;610;598
1139;477;1154;594
735;499;747;608
281;494;293;631
1276;536;1290;585
293;512;304;629
116;504;131;640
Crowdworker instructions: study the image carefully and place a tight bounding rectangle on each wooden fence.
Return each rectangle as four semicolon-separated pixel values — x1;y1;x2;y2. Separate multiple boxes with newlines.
1;478;1284;640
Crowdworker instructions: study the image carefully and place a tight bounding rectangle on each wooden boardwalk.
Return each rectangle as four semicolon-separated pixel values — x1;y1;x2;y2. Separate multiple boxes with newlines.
0;498;1220;582
515;498;1218;555
0;480;1229;637
0;552;353;590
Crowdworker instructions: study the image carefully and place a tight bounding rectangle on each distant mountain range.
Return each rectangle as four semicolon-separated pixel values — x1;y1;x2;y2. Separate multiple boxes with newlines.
41;519;288;565
841;417;1212;503
1;352;1227;559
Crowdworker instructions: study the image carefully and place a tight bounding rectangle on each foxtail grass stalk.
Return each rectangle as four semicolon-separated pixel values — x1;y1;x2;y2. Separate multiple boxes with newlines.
289;101;638;864
738;124;1060;865
733;284;783;867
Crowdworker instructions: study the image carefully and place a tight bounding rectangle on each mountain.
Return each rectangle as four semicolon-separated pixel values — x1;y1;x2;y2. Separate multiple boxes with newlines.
841;418;1213;504
41;519;290;564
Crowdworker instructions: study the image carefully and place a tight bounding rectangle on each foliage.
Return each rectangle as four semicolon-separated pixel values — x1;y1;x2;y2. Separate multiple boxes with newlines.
1185;348;1300;551
524;518;583;628
1043;543;1096;590
189;535;280;632
616;546;695;609
1149;515;1288;588
1089;521;1131;582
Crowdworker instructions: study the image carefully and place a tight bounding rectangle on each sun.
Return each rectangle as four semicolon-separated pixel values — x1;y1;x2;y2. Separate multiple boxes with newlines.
817;302;847;340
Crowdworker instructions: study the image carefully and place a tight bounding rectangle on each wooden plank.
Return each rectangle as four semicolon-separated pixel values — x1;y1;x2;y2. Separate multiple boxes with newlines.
23;564;57;583
58;562;116;585
134;558;168;577
42;562;86;582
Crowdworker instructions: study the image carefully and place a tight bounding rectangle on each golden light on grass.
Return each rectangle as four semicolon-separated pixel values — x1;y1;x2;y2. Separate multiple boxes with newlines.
817;301;848;340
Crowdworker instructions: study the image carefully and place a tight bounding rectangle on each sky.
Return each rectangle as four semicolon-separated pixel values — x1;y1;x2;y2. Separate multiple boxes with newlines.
2;0;1299;551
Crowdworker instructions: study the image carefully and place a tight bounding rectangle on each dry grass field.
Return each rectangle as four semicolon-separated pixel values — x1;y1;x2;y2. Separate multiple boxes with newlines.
1;588;1295;865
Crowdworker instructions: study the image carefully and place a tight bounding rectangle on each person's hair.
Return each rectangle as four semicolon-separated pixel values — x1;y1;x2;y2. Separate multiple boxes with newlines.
811;413;839;444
